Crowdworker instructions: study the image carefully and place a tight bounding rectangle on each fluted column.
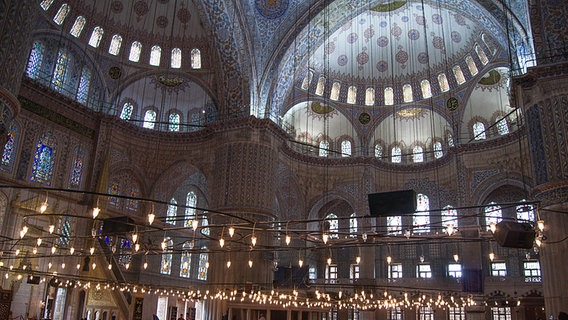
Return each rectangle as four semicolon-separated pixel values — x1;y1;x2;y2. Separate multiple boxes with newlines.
0;0;37;144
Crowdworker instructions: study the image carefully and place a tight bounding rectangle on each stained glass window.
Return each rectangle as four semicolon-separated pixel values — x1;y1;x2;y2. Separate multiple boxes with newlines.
180;242;192;278
375;144;383;158
129;41;142;62
143;110;156;129
473;122;486;140
485;202;502;230
57;216;72;248
1;123;18;172
475;45;489;65
109;35;123;56
341;140;352;157
120;103;134;120
166;198;177;225
301;70;313;90
413;146;424;163
197;247;208;280
185;192;197;228
466;56;478;76
438;73;450;92
30;132;57;185
447;133;455;147
414;193;430;233
516;199;535;222
150;46;162;66
365;87;375;106
387;216;402;235
442;205;458;228
88;27;104;48
433;142;443;159
171;48;182;68
191;48;201;69
420;80;432;99
391;146;401;163
108;178;120;206
169;113;180;132
349;213;358;237
125;183;139;211
201;212;209;236
160;237;173;275
118;238;132;266
76;68;91;104
52;49;70;91
315;76;326;96
325;213;338;238
319;140;329;157
53;4;70;25
70;16;86;38
26;41;45;79
69;146;85;188
330;82;341;101
497;118;509;135
384;87;394;105
403;84;413;103
453;66;466;85
347;86;357;104
41;0;55;10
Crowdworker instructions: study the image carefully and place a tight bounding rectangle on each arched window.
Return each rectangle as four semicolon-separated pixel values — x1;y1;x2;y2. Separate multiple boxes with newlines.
516;199;535;222
341;140;351;157
347;86;357;104
466;56;478;76
185;192;197;228
473;122;486;140
41;0;55;10
180;242;192;278
53;4;70;25
301;70;313;90
201;212;210;236
108;178;120;206
475;45;489;65
438;73;450;92
149;45;162;66
414;193;430;233
143;110;156;129
349;213;358;237
120;103;134;120
324;213;339;238
171;48;182;68
447;132;455;147
125;181;139;211
482;34;496;54
88;27;104;48
31;132;57;185
166;198;177;225
387;216;402;235
118;238;132;267
197;247;208;280
191;48;201;69
69;146;85;188
52;49;70;91
391;146;401;163
441;205;458;228
453;66;466;85
403;84;413;103
365;87;375;106
497;118;509;135
70;16;86;38
433;142;443;159
1;123;19;173
26;41;44;79
420;80;432;99
330;82;341;101
375;144;383;158
384;87;394;105
57;216;72;247
485;202;502;230
319;140;329;157
315;76;326;96
413;146;424;163
169;113;180;132
108;35;122;55
76;68;91;104
129;41;142;62
160;237;173;275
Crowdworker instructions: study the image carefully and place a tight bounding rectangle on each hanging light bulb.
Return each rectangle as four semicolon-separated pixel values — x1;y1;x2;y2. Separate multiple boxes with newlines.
446;224;455;236
248;259;253;268
92;205;101;219
322;233;329;244
219;238;225;248
148;212;155;225
338;290;342;299
90;247;95;255
535;238;542;247
251;235;257;247
76;263;81;270
453;254;459;262
327;257;332;265
15;249;20;256
226;260;231;269
20;225;28;238
134;243;140;252
51;246;56;254
37;238;42;246
285;234;291;245
48;225;55;234
70;247;75;255
143;261;148;270
108;263;112;270
356;256;361;264
132;233;138;243
61;262;65;269
489;252;495;261
489;222;497;233
419;255;425;263
537;220;545;232
192;219;199;231
48;261;52;269
205;262;209;269
161;239;167;251
125;263;130;270
386;256;392;264
32;247;37;255
39;200;48;214
228;226;235;237
92;262;96;270
298;259;304;267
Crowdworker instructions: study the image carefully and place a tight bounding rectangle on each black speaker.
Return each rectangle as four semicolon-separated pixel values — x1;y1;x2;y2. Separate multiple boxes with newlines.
102;217;135;235
368;190;416;216
493;221;536;249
